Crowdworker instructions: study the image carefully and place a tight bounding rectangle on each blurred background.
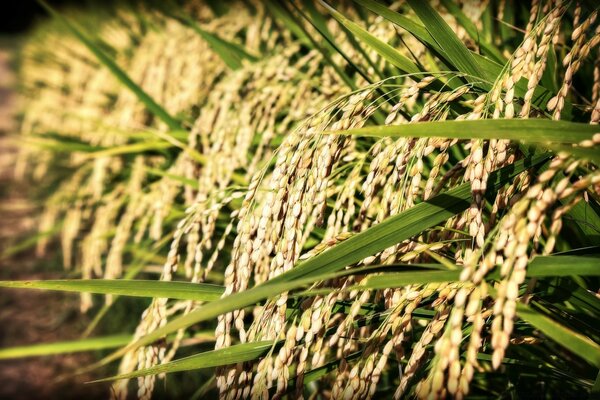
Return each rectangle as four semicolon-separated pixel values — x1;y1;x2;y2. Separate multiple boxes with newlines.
1;2;108;398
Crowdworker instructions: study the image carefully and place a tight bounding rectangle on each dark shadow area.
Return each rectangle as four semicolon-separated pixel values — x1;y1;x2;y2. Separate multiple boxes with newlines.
0;0;121;34
1;1;48;34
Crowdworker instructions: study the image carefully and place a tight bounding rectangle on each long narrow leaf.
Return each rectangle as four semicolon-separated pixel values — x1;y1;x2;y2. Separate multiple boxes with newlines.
0;329;215;361
337;119;598;145
0;335;131;360
2;255;595;299
271;1;358;91
331;255;600;291
355;0;557;108
525;255;600;277
0;280;224;302
91;340;276;382
145;167;200;189
174;14;258;70
517;302;600;367
81;141;172;159
439;0;505;63
319;1;420;75
406;0;485;80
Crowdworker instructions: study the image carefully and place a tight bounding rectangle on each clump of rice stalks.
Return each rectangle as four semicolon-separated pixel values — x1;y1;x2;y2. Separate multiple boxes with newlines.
5;1;600;399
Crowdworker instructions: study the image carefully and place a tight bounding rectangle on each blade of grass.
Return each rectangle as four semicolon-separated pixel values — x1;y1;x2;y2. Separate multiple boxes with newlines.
354;0;558;109
0;329;215;361
292;1;393;123
517;302;600;367
1;224;63;259
55;253;594;375
81;141;172;159
312;0;386;81
0;335;131;360
90;340;276;383
323;255;600;292
336;119;598;144
20;136;102;153
81;252;597;381
271;1;357;91
406;0;485;80
265;0;312;47
4;254;594;300
439;0;505;63
145;167;200;189
0;280;224;302
295;1;376;85
353;0;442;54
318;0;420;75
525;255;600;277
82;234;175;338
170;13;259;70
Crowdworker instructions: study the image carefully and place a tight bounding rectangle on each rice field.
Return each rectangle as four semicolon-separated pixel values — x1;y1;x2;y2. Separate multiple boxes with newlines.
1;1;599;398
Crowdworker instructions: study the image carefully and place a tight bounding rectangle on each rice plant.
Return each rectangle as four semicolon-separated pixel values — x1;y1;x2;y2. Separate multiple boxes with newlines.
2;0;599;398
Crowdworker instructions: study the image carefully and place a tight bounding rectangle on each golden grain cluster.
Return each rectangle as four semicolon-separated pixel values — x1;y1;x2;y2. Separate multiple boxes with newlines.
12;1;600;399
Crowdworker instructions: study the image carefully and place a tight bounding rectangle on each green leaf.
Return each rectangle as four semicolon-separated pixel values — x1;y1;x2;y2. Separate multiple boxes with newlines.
3;255;594;300
265;0;312;47
353;0;443;55
304;0;385;81
145;167;200;189
331;255;600;291
21;136;101;153
0;279;224;302
517;302;600;367
318;1;420;75
354;0;500;82
439;0;505;63
0;335;131;360
91;340;276;382
39;1;183;131
354;0;557;108
406;0;485;80
563;199;600;246
173;13;259;70
296;1;377;86
81;141;172;159
269;1;358;91
336;119;598;147
301;1;336;49
497;0;517;44
1;224;63;259
525;255;600;277
359;270;459;290
0;329;215;361
279;191;467;283
80;252;599;379
50;253;592;376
